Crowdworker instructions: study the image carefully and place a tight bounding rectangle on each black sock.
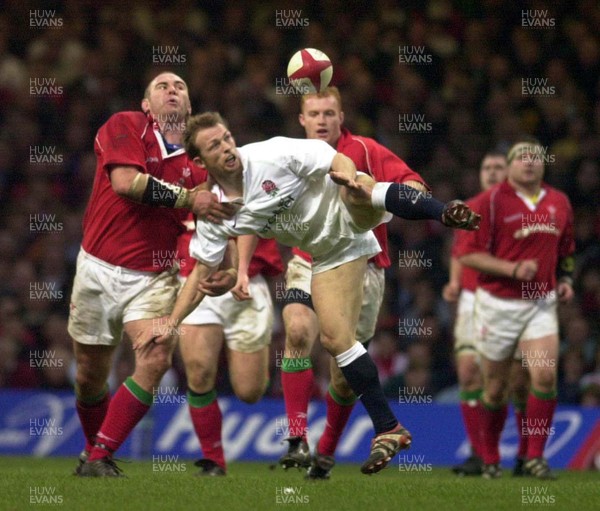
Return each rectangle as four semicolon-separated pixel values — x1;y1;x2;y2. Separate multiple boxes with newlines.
339;353;398;435
384;183;445;221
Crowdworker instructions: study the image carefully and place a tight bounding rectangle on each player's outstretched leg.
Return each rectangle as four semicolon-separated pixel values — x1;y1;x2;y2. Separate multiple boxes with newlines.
311;257;411;475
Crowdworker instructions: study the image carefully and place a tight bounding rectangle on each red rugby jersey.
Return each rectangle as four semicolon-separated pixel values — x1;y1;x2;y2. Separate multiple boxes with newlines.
82;112;203;271
178;216;283;278
293;128;427;268
459;181;575;299
451;198;479;292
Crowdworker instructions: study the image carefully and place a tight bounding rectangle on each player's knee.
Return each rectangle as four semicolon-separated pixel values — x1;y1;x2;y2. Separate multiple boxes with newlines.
457;356;481;389
530;369;556;393
285;323;312;352
235;385;265;404
138;351;172;382
75;361;109;396
185;360;215;391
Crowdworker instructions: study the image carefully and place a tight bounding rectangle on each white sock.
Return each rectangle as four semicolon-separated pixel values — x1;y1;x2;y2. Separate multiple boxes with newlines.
371;182;392;210
335;342;367;368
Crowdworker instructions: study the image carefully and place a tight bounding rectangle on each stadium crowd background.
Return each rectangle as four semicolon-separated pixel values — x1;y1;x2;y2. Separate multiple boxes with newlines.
0;0;599;407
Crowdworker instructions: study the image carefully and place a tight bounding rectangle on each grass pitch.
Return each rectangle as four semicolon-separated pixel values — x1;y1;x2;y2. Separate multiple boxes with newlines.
1;457;598;511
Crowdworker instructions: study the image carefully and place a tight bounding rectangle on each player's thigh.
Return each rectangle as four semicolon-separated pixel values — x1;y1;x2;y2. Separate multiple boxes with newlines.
311;256;367;355
355;265;385;343
227;347;269;403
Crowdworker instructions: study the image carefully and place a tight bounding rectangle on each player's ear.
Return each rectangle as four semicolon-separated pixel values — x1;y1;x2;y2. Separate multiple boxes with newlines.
298;113;306;127
141;98;150;114
193;155;205;167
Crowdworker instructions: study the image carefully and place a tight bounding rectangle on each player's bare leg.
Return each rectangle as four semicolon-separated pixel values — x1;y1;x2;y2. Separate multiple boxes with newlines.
280;302;319;469
521;335;558;480
79;317;176;477
312;257;411;474
179;324;226;476
227;346;269;404
479;356;512;479
453;352;484;476
72;342;116;473
509;356;530;476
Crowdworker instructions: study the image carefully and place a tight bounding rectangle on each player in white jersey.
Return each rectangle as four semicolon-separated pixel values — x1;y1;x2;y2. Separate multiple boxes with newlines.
134;112;480;474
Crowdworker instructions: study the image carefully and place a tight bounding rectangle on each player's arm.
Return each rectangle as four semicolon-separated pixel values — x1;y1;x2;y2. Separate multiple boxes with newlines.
328;153;358;185
442;257;462;302
109;166;235;220
459;252;538;281
231;234;258;301
132;261;216;351
197;239;239;297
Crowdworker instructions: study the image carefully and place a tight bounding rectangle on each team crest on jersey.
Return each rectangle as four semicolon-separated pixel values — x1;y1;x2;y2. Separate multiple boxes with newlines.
182;167;191;177
262;180;279;197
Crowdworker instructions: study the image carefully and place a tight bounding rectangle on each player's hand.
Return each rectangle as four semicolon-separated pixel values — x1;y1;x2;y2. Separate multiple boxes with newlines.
231;273;251;301
132;321;174;352
442;200;481;230
442;282;461;302
512;259;538;281
198;269;237;297
191;190;237;223
557;281;574;303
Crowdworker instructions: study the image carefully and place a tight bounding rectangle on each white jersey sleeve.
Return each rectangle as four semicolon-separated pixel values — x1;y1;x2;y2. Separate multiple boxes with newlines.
189;220;229;268
284;138;337;180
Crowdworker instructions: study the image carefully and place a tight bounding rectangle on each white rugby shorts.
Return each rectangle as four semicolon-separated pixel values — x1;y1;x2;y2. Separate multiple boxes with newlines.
474;287;558;362
179;274;274;353
68;248;179;346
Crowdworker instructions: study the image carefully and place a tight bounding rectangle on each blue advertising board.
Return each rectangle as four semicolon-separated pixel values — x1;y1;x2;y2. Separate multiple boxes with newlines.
1;390;598;469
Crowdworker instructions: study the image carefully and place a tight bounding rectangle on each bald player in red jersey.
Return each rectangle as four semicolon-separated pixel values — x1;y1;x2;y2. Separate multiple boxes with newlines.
69;72;234;477
244;87;428;478
177;219;283;476
458;138;575;480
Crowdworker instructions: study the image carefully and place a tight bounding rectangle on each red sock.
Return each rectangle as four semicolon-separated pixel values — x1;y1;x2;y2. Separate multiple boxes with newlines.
459;389;483;457
479;402;508;465
76;389;110;453
514;405;528;458
525;392;557;459
188;390;225;470
317;387;355;456
281;359;313;439
88;378;151;461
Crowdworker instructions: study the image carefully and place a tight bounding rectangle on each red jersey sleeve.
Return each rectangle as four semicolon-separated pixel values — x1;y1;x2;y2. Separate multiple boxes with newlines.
95;112;147;174
367;139;428;188
461;191;493;256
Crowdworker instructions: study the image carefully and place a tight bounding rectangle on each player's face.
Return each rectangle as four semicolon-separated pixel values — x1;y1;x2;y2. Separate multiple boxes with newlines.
508;149;545;188
193;123;242;175
479;156;507;191
141;73;191;120
299;96;344;147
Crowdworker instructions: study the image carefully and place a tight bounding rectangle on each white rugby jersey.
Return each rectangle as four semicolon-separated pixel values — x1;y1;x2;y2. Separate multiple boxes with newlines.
189;137;379;267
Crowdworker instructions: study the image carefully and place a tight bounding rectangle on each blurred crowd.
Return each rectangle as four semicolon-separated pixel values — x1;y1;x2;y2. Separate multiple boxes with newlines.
1;0;599;406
